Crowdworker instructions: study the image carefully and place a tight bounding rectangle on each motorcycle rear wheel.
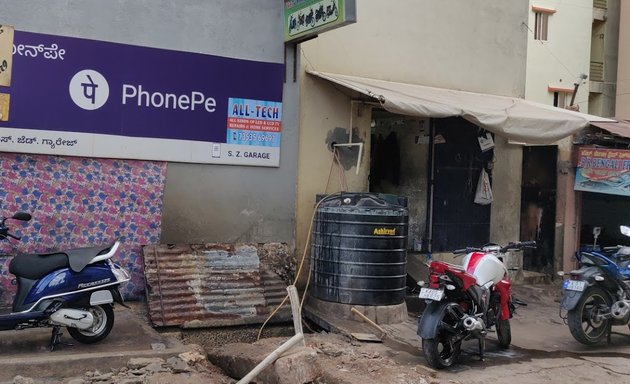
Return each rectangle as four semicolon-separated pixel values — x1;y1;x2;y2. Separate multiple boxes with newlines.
422;336;461;369
67;304;115;344
421;307;462;369
496;319;511;348
567;286;611;345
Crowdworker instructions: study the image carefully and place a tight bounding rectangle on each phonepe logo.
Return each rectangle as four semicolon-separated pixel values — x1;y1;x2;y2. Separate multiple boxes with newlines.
69;69;110;110
68;70;217;113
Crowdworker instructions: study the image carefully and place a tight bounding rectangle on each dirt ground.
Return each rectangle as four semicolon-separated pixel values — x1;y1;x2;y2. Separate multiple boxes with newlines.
13;282;630;383
14;329;430;384
178;324;433;384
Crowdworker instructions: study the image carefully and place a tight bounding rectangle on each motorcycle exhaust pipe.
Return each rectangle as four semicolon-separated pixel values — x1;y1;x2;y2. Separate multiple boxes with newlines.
462;316;483;332
611;300;630;320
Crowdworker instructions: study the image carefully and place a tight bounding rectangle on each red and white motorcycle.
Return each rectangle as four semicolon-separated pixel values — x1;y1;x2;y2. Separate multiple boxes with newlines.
417;241;535;369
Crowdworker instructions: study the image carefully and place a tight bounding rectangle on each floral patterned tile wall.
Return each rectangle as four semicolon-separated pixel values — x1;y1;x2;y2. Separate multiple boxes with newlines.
0;153;167;306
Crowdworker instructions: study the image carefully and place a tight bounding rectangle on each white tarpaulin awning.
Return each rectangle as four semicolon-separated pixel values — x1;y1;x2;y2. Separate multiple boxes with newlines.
308;70;616;144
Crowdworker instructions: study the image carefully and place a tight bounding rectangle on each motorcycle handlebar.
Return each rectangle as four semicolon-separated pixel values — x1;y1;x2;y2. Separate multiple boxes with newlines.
451;241;537;255
501;241;536;252
453;247;482;255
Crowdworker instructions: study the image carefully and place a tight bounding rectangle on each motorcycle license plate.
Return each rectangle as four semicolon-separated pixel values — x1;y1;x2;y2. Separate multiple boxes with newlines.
419;288;444;301
562;280;586;292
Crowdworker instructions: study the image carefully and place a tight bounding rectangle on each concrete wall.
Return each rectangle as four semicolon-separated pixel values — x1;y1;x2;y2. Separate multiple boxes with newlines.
601;0;620;117
524;1;592;273
296;1;530;257
295;75;370;261
371;117;430;249
489;137;524;245
617;0;630;119
588;0;620;118
301;0;528;96
525;0;593;111
0;0;298;245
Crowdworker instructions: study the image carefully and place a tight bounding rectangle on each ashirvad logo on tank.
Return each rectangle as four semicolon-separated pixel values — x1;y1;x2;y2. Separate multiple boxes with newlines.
0;31;284;167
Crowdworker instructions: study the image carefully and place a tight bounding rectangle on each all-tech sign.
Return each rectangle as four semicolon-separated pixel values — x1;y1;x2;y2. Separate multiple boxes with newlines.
0;31;284;167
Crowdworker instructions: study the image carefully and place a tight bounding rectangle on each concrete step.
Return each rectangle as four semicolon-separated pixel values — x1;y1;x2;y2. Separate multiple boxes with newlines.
519;270;551;285
0;303;193;382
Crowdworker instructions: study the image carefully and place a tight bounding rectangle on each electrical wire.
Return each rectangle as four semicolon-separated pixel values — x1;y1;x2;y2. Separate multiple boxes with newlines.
333;148;348;191
521;21;576;79
257;149;344;340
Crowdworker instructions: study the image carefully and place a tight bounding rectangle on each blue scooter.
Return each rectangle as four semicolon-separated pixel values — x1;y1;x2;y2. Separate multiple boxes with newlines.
0;211;129;350
560;225;630;345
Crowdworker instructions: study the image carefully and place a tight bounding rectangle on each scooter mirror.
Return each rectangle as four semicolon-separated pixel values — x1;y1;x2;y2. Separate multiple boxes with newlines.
12;212;31;221
621;226;630;237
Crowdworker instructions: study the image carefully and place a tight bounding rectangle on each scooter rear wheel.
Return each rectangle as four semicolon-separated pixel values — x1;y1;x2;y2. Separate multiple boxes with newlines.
67;304;115;344
567;286;611;345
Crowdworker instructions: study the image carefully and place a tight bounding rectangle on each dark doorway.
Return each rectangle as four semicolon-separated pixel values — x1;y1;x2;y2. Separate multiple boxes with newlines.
581;192;630;248
369;112;431;250
429;118;493;252
520;146;557;273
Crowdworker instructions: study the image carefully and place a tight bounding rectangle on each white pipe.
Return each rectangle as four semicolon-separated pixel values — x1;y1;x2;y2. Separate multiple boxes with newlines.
236;333;304;384
332;142;363;175
237;285;305;383
287;285;305;346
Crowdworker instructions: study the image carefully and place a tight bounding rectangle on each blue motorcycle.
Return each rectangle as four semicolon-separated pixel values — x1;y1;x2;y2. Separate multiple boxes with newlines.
560;225;630;345
0;212;129;350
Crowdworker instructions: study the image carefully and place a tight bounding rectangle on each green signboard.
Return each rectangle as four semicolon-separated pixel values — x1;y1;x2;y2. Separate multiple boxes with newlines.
284;0;356;42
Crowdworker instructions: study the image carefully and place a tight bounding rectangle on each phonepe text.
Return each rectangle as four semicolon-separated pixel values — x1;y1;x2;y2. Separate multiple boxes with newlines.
122;84;217;112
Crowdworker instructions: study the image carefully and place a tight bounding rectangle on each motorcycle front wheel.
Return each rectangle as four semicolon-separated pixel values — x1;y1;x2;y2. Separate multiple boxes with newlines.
67;304;115;344
496;318;511;348
567;286;611;345
421;309;462;369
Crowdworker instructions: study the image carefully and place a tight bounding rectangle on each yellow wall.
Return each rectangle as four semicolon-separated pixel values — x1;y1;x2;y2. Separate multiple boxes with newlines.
295;1;536;275
294;74;371;282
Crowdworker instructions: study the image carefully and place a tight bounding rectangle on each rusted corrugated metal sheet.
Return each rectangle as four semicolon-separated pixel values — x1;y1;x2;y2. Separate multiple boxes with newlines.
143;243;292;328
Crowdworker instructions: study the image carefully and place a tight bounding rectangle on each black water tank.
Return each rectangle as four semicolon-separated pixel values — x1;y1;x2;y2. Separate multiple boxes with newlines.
310;192;409;306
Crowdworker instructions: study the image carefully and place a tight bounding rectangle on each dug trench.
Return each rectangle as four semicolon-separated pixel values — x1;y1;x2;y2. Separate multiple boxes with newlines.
162;281;630;383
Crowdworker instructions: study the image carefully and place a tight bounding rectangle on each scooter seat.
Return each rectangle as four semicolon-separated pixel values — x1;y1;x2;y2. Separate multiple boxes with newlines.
8;243;116;279
9;252;69;280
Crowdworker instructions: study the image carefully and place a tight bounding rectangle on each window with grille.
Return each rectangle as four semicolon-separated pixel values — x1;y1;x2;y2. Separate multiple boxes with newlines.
534;12;549;40
532;6;555;41
553;91;572;108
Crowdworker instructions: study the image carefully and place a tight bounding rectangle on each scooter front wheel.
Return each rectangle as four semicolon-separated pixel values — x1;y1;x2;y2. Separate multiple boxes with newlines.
67;304;115;344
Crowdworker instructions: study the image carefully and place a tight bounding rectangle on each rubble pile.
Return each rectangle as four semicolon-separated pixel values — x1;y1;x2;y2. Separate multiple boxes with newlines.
11;351;234;384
